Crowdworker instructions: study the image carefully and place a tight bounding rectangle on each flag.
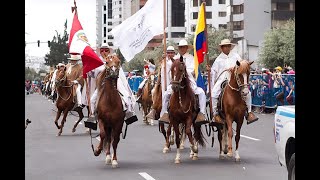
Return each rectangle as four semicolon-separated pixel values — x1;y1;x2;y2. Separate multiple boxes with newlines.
193;3;207;91
110;0;163;62
68;12;104;78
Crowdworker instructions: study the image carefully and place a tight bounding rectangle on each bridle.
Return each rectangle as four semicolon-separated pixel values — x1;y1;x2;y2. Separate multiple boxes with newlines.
227;64;250;100
55;70;73;101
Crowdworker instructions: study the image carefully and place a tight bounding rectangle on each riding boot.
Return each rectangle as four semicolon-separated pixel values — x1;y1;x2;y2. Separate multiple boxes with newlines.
209;98;224;126
246;112;259;125
146;108;156;119
136;88;143;103
159;112;170;124
195;112;208;125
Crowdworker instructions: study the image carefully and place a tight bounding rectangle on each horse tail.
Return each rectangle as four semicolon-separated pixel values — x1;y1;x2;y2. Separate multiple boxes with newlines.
193;125;206;147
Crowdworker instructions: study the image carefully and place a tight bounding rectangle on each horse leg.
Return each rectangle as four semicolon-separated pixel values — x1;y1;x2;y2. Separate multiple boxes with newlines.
172;122;181;164
161;123;170;153
54;109;62;129
72;109;84;133
94;120;105;156
105;127;112;165
111;124;122;168
235;120;243;162
217;126;225;159
179;123;186;150
57;110;68;136
226;116;234;158
185;119;198;160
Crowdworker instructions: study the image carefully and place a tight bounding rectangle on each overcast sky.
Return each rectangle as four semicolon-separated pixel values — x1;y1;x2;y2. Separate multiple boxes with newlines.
25;0;96;57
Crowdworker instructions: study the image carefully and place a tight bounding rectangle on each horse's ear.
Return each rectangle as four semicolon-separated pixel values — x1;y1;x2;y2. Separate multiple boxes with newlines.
236;60;240;66
249;61;254;65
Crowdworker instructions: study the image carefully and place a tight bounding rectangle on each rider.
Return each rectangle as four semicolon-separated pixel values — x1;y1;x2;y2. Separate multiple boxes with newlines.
146;45;176;119
88;43;138;124
159;39;208;125
66;54;85;108
208;39;258;126
136;58;156;103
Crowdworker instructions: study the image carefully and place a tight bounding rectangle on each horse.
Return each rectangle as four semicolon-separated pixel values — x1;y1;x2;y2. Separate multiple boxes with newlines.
92;55;125;168
140;75;155;125
54;67;85;136
168;58;205;164
216;60;254;162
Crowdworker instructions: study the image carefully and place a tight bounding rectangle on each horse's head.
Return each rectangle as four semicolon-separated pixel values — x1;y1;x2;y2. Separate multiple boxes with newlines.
232;60;254;97
171;57;189;92
104;55;121;80
55;67;67;87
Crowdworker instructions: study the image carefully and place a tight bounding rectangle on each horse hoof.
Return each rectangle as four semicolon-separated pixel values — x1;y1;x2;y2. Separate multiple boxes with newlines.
235;158;241;162
163;147;169;153
227;152;233;158
105;155;112;164
111;160;118;168
179;145;184;150
191;146;198;153
192;156;198;160
94;150;101;157
72;128;76;133
174;159;180;164
219;154;226;160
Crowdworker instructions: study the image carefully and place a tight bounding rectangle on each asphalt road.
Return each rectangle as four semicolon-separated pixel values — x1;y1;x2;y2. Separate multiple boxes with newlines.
25;93;288;180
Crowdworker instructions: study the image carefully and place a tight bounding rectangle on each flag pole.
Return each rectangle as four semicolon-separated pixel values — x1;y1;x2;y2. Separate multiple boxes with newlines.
202;1;213;118
163;0;167;91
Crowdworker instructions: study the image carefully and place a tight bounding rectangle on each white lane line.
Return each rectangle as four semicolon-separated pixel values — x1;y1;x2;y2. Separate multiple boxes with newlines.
139;172;156;180
74;121;82;125
240;134;261;141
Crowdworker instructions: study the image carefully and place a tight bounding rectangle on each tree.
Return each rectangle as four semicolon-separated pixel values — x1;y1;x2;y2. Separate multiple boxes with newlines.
44;19;69;67
259;19;295;69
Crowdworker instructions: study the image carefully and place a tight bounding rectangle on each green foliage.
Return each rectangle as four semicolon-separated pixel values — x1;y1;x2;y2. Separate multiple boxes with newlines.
25;67;38;81
259;19;295;69
44;19;69;67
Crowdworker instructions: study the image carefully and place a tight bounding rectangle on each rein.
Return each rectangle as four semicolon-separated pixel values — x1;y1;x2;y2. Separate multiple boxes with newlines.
56;73;74;101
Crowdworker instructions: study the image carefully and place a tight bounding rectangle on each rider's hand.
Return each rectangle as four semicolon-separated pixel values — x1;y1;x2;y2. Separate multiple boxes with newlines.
206;64;211;72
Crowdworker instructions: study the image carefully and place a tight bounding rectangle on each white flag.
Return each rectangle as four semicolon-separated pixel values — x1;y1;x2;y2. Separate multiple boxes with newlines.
110;0;163;62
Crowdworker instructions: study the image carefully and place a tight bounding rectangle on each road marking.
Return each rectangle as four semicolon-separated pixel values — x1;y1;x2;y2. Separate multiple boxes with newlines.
139;172;156;180
240;134;261;141
74;121;82;125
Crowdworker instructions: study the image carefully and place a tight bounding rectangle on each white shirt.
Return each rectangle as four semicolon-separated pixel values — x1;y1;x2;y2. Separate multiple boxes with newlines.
210;52;241;97
161;57;173;92
174;52;197;88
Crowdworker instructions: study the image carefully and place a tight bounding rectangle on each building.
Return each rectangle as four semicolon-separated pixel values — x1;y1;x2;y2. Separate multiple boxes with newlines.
270;0;295;28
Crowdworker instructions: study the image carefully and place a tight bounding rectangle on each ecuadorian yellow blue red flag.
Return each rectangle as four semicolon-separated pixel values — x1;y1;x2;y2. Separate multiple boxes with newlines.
193;2;207;80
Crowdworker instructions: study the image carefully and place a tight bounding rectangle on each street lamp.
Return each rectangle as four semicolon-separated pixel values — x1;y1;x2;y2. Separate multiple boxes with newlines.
264;10;274;29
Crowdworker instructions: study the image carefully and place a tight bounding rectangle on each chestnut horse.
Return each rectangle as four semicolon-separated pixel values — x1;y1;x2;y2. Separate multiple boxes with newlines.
169;58;205;164
140;75;155;125
217;60;253;162
92;55;125;168
54;68;84;136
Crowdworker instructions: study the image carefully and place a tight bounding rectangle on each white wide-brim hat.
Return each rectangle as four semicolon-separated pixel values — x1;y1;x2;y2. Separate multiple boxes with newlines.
67;54;81;61
56;63;65;68
167;45;175;52
177;39;193;49
218;39;235;50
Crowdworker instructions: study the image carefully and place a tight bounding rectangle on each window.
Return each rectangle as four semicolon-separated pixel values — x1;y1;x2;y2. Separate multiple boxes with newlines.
233;21;244;31
104;5;106;11
206;12;212;19
104;40;106;43
108;22;112;25
119;14;122;18
191;25;196;32
104;27;106;37
119;8;122;11
108;10;112;18
108;28;112;32
108;35;113;40
193;12;198;19
233;4;244;14
193;0;198;7
277;2;290;11
119;1;121;4
108;42;113;46
218;11;226;17
219;24;227;29
171;32;185;38
219;0;225;4
205;0;212;6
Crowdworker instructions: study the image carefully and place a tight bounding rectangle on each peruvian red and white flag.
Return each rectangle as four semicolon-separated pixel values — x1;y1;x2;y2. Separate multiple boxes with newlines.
68;11;104;78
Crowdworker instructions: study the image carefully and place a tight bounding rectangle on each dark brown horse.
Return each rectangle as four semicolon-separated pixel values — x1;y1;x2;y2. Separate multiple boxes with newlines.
140;75;155;125
93;55;125;168
217;60;253;162
54;68;84;136
169;58;205;164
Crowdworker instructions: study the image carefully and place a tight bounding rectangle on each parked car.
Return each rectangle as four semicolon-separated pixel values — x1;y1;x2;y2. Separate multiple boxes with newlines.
273;105;295;180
